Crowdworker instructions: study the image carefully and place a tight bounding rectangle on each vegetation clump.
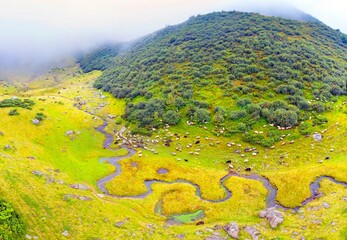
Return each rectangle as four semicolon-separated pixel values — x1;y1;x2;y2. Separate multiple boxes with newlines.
80;11;346;138
8;109;19;116
34;112;47;121
0;98;35;110
0;200;26;240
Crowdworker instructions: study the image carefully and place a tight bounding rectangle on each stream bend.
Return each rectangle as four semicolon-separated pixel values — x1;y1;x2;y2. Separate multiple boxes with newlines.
94;118;347;209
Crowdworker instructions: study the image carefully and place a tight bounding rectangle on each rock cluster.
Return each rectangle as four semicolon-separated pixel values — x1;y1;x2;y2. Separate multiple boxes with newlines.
245;226;260;240
259;207;284;228
63;194;92;201
31;170;43;176
223;222;240;239
69;183;90;190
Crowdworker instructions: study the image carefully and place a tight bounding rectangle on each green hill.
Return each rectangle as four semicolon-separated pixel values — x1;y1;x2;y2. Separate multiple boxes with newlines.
80;11;347;145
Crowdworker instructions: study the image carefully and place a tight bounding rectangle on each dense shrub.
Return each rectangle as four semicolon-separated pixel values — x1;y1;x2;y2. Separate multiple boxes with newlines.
82;11;347;136
35;112;47;121
8;109;19;116
195;109;210;123
162;110;181;125
0;199;26;239
312;102;325;113
0;99;35;110
237;98;252;107
229;110;247;120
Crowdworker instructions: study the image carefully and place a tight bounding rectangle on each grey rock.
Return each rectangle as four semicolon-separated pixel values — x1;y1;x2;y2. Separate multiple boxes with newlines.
312;132;322;141
312;219;322;225
56;180;65;185
259;207;284;228
31;170;43;176
342;196;347;201
244;226;260;240
65;130;74;135
45;178;55;184
77;196;92;201
223;222;240;239
25;234;32;239
63;194;77;200
4;144;12;150
115;221;125;227
165;219;182;226
323;202;330;209
69;183;90;190
205;236;224;240
175;234;185;239
32;119;40;125
64;194;92;201
62;230;69;237
214;225;222;230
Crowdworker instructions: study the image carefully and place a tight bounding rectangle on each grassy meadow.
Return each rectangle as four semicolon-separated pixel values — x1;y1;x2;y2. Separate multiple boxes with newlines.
0;67;346;239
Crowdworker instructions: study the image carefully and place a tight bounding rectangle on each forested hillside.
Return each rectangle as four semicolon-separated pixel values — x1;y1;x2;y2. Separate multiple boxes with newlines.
80;11;347;145
78;43;128;73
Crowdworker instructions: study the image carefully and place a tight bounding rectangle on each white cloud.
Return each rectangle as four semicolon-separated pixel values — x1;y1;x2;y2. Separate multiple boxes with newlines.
0;0;345;65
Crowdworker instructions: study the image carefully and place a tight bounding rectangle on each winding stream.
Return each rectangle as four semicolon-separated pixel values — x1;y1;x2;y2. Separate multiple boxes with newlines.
94;117;347;209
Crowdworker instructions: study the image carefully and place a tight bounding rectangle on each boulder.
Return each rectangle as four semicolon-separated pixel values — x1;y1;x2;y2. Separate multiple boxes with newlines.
223;222;240;239
175;234;185;239
31;170;43;176
69;183;90;190
244;226;260;240
115;221;125;227
32;119;40;125
77;196;92;201
62;230;69;237
4;144;12;150
259;207;284;228
323;202;330;209
312;132;322;141
65;130;74;136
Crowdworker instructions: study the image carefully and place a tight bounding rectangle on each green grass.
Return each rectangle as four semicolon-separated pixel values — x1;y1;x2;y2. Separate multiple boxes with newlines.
171;210;205;223
0;65;346;239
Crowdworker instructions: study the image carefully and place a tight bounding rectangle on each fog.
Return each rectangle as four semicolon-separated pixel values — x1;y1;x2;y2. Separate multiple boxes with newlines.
0;0;346;72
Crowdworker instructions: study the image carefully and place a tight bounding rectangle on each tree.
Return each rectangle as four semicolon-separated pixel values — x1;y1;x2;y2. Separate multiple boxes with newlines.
312;102;325;113
195;108;210;123
163;110;181;125
271;109;297;127
213;112;224;124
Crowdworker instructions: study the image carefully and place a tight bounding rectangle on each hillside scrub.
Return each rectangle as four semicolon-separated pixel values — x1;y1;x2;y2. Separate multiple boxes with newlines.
80;11;346;140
